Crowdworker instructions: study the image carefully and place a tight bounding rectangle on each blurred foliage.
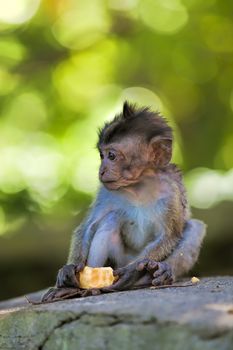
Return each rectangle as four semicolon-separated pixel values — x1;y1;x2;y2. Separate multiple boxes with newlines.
0;0;233;299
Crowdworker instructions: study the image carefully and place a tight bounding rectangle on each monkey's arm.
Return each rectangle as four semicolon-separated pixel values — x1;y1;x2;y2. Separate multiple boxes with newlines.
67;219;98;265
41;225;88;301
55;224;87;289
42;215;101;301
42;211;101;301
56;202;103;288
67;225;84;265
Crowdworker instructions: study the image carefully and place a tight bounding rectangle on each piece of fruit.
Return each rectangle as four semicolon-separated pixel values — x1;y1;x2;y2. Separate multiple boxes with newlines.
191;276;200;284
77;266;116;289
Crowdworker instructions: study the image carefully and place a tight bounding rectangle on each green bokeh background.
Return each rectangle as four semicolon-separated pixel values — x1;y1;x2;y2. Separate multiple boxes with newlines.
0;0;233;300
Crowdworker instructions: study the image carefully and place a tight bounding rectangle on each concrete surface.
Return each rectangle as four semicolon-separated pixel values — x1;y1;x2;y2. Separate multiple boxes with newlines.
0;277;233;350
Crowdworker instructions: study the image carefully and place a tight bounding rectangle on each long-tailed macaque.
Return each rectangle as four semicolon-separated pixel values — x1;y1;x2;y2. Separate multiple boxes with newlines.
43;102;206;301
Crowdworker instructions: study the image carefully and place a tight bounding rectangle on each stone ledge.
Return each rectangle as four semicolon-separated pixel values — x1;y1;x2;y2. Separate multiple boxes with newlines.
0;277;233;350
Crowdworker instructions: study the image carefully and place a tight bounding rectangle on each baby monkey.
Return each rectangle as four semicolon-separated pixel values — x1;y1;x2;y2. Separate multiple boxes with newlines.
43;102;206;301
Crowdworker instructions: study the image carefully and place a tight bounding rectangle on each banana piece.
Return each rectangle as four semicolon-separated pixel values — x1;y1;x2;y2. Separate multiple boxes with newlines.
77;266;116;289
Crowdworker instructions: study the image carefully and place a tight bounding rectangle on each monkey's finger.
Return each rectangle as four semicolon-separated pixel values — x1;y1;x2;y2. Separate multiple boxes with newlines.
102;269;143;292
101;276;129;292
91;289;101;296
152;263;171;278
152;278;172;286
56;264;78;287
100;286;117;293
147;260;159;272
167;277;173;284
81;288;101;297
110;274;134;290
114;261;138;276
136;258;150;271
152;271;172;286
56;268;78;288
42;287;78;302
56;274;78;288
113;266;128;277
56;287;78;298
75;262;85;273
41;288;56;302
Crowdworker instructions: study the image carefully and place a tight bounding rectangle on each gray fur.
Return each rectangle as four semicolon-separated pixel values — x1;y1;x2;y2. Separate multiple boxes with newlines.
68;185;206;277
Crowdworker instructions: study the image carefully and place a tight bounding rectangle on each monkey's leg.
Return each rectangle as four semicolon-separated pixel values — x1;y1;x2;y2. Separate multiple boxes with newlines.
165;219;206;280
129;219;206;288
103;219;206;291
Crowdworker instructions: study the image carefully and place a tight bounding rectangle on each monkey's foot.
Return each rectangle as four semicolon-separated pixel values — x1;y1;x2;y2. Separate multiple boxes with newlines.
41;287;101;303
41;287;80;302
79;288;101;297
137;259;173;286
149;261;173;286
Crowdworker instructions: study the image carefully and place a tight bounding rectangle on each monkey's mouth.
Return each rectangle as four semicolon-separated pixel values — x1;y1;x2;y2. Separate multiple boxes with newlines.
102;180;117;185
102;178;138;190
102;180;120;190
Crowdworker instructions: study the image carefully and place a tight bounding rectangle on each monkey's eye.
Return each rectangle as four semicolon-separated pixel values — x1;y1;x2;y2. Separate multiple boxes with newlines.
108;151;116;161
100;152;104;159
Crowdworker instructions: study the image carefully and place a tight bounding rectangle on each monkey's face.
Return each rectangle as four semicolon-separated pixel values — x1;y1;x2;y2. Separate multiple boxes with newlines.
98;138;149;190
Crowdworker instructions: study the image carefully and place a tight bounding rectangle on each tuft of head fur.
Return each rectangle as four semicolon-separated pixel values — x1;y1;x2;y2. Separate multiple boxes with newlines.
97;101;172;147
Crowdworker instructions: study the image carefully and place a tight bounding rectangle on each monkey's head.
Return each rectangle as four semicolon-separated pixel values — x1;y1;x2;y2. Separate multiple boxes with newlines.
97;102;172;190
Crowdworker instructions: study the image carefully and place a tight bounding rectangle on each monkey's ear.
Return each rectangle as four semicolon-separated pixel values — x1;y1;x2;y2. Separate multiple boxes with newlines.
149;136;172;167
123;101;135;119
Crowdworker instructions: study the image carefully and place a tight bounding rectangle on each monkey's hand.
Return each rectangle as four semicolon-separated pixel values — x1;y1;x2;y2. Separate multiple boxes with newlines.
56;262;85;288
137;259;173;286
102;262;144;292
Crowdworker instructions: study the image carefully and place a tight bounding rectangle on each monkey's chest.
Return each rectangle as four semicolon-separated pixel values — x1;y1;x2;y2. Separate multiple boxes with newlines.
121;207;161;251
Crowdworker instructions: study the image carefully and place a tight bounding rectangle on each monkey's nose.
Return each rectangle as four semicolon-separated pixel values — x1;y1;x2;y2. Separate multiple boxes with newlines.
100;169;105;176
